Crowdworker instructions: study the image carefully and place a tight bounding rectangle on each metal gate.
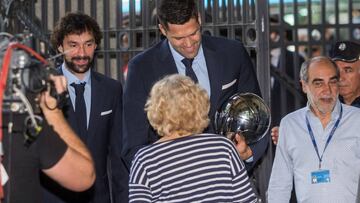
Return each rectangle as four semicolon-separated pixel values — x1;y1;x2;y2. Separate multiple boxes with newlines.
269;0;360;125
0;0;270;100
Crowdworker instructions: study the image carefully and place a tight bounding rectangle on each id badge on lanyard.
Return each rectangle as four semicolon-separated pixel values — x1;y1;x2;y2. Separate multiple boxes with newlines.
306;105;342;184
311;169;330;184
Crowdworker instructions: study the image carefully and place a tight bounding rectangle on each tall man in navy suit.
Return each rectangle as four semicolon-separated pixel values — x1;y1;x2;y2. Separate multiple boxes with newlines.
41;12;128;203
123;0;269;171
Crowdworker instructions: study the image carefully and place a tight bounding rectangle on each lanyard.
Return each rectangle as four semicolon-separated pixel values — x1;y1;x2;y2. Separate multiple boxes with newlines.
305;105;343;169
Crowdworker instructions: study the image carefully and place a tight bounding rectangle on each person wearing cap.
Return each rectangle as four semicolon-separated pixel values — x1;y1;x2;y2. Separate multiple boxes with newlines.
331;41;360;108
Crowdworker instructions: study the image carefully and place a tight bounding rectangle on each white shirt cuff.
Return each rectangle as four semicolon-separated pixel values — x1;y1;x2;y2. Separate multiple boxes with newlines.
245;156;253;163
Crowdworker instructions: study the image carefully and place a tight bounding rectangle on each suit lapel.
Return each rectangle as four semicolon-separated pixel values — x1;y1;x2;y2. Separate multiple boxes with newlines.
63;96;76;121
87;72;102;142
202;36;223;117
158;39;178;75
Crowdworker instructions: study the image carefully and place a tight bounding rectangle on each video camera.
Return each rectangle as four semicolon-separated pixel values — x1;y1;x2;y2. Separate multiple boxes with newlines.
0;32;67;146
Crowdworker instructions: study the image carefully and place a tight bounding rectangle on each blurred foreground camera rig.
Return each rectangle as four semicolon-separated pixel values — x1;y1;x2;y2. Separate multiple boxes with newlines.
0;0;67;147
0;32;67;147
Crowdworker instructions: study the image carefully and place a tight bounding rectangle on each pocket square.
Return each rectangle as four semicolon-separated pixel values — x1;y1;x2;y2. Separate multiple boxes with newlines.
100;110;112;116
222;79;237;90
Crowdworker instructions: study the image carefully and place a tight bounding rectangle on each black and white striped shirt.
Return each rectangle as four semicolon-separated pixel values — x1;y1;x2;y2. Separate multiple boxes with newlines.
129;134;258;202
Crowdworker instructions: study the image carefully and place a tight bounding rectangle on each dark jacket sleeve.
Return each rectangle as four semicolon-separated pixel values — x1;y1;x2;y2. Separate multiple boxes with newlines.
122;55;160;169
235;43;268;171
109;82;130;203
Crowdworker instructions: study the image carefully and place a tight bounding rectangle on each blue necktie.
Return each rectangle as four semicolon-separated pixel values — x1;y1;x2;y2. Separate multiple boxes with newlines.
181;58;198;83
70;82;87;140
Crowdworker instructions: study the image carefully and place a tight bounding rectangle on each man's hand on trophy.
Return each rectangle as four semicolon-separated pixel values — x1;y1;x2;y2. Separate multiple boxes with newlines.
233;133;253;160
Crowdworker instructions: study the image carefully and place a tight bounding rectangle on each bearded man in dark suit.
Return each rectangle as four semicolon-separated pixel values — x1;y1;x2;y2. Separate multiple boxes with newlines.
41;12;128;203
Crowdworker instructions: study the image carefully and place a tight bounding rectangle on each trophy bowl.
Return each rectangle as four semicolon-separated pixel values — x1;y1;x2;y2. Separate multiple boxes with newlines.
214;93;271;144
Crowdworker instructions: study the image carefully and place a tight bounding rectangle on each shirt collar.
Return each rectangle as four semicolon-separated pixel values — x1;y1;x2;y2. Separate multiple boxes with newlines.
339;95;360;107
351;96;360;107
168;41;204;65
61;63;91;86
270;48;281;57
305;99;342;120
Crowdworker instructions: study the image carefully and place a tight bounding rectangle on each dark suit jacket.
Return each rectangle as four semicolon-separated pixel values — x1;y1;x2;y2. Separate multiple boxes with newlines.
41;71;129;203
123;34;269;171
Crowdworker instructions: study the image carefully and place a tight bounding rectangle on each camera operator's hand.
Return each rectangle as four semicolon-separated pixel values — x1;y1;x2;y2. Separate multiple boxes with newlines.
234;133;253;161
38;75;67;112
49;74;67;94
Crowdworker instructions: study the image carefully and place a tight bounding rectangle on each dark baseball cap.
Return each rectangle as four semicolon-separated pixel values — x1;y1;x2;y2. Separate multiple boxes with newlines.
331;41;360;63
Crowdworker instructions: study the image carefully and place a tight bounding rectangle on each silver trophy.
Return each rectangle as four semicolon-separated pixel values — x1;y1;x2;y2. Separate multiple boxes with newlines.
215;93;271;144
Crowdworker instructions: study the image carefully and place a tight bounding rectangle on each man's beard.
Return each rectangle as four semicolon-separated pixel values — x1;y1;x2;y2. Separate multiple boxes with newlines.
307;92;337;115
64;56;93;74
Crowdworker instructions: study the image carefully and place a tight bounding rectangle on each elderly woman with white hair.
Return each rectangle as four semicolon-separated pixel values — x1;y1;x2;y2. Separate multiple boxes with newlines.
129;74;258;203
